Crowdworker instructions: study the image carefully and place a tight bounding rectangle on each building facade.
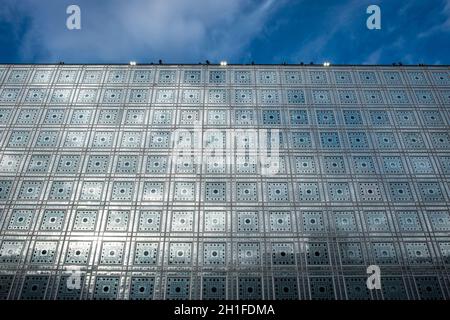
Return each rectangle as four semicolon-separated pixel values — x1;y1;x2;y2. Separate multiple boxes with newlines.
0;64;449;300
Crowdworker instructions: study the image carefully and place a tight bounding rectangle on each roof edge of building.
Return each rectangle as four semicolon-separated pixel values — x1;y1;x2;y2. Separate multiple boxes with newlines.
0;63;449;68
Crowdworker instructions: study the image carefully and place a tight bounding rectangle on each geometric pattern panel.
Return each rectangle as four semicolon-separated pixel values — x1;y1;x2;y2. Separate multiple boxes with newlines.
0;64;449;300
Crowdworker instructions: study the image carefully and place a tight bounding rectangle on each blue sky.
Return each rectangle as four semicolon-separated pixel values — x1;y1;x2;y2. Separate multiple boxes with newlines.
0;0;449;64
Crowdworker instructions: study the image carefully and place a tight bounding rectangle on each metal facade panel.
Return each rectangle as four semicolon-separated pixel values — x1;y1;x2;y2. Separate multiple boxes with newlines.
0;64;449;300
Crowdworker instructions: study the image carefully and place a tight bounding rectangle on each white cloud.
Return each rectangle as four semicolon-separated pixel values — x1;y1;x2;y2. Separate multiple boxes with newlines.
363;48;383;64
418;0;450;38
0;0;286;62
289;0;362;63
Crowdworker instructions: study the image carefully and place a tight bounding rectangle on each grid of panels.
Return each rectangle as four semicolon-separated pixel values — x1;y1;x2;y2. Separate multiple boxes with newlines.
0;64;449;300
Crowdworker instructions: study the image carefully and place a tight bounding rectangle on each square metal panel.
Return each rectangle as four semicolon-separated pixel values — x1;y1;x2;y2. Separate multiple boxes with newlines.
238;277;262;300
166;277;190;300
339;243;364;265
414;276;444;300
301;211;326;232
31;241;58;264
134;242;158;265
237;211;260;232
138;211;162;232
105;210;130;231
307;242;330;265
204;211;226;232
73;210;98;231
93;276;120;300
202;277;226;300
371;242;399;264
20;275;49;300
364;210;391;232
129;277;154;300
170;211;194;232
309;277;335;300
100;242;125;265
65;241;91;264
237;242;261;266
40;210;66;231
203;243;226;265
0;240;25;264
56;274;85;300
8;209;34;230
267;182;289;202
381;277;408;300
271;242;295;265
168;242;192;265
274;277;299;300
344;277;371;300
